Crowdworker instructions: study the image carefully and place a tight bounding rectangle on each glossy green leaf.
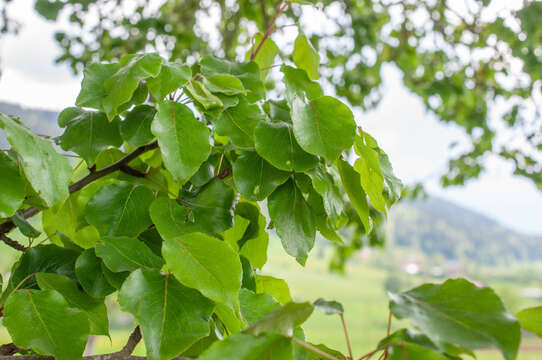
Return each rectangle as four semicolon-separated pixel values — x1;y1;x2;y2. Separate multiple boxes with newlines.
354;134;386;214
3;289;89;360
268;180;315;265
254;121;318;172
293;34;320;80
235;201;269;269
255;275;292;305
245;301;314;337
0;114;72;207
147;61;191;101
12;212;41;238
378;329;463;360
119;269;214;360
162;232;242;310
208;97;264;148
199;333;294;360
290;96;355;162
103;53;163;118
185;80;223;109
58;107;122;165
307;165;344;223
281;65;323;105
313;298;344;315
389;278;521;360
120;104;157;147
95;236;163;272
247;33;279;78
73;225;100;249
42;195;82;242
240;288;281;325
76;62;120;110
233;151;289;201
75;249;116;298
204;74;246;95
337;159;371;233
223;215;251;250
152;101;211;182
517;306;542;338
36;273;109;336
86;181;155;237
0;152;25;218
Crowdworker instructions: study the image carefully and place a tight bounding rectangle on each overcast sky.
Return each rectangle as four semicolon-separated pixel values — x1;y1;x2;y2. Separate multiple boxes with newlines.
2;0;542;235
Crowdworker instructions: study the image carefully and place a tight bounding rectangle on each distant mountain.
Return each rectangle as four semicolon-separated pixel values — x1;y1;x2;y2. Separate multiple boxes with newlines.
388;197;542;265
1;101;541;265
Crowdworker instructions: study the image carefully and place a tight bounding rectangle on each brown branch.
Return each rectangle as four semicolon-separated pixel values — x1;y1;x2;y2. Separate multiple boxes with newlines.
118;327;142;356
216;166;232;179
0;234;26;252
119;165;147;178
0;141;159;250
339;314;354;360
250;0;290;61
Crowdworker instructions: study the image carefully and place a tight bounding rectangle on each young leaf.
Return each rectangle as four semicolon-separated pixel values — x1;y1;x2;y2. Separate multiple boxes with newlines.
36;273;109;336
208;97;265;148
293;33;320;80
517;306;542;338
85;182;155;237
147;61;191;101
290;96;356;162
313;298;344;315
199;333;294;360
268;180;316;265
389;278;521;360
0;152;25;218
75;249;116;298
233;151;289;201
76;62;120;110
120;104;157;147
254;121;318;172
245;301;314;337
162;232;242;311
95;236;164;272
255;275;292;305
119;269;214;360
337;159;371;232
239;288;281;325
42;195;82;242
57;107;122;165
103;53;163;119
185;81;224;109
152;101;211;182
3;289;89;360
203;74;246;95
0;114;72;207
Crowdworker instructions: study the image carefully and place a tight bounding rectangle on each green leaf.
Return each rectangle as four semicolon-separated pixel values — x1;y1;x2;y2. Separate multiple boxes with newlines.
247;33;279;79
103;53;163;119
233;151;289;201
147;61;191;101
293;34;320;80
290;96;355;162
58;107;122;165
7;244;80;292
200;55;265;103
354;133;386;214
12;212;41;238
185;81;224;109
245;301;314;337
268;180;315;265
3;289;89;360
76;62;120;110
119;269;214;360
162;232;242;310
337;159;371;232
208;97;265;148
240;288;281;325
34;0;63;20
281;65;323;105
95;236;164;272
254;121;318;172
73;225;100;249
199;333;294;360
85;181;155;237
120;104;157;147
223;215;251;250
203;74;246;95
389;278;521;360
307;165;344;224
36;273;109;336
75;249;116;298
517;306;542;338
162;233;243;309
255;275;292;305
376;145;403;206
42;195;82;242
313;298;344;315
378;329;463;360
235;201;269;269
0;114;72;207
152;101;211;182
0;152;25;218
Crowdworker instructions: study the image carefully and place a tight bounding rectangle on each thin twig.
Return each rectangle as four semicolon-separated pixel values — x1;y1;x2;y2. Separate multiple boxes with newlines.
250;0;290;61
339;314;354;360
291;338;341;360
0;234;26;252
0;141;159;251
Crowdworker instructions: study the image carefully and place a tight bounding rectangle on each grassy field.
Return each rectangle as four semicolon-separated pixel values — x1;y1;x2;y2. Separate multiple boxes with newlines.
1;240;541;359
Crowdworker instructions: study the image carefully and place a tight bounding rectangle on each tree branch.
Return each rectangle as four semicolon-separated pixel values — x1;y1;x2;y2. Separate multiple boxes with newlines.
118;327;142;356
250;0;290;61
0;141;159;250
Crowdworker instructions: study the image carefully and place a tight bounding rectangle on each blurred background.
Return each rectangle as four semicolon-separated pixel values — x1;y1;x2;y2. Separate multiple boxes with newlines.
1;0;541;358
